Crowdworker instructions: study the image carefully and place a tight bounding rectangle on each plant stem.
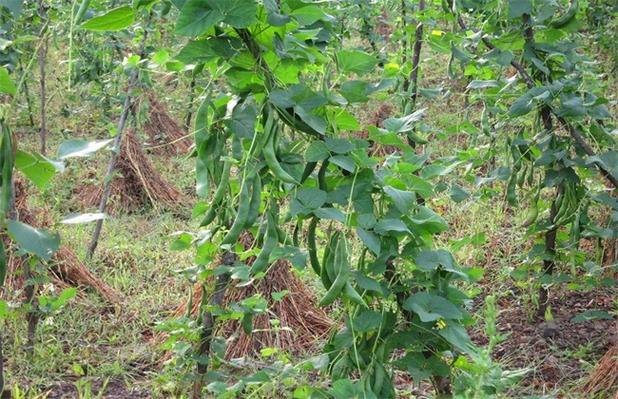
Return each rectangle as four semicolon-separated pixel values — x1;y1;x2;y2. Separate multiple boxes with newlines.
192;251;236;399
23;260;38;357
184;73;197;130
539;186;560;317
20;71;35;127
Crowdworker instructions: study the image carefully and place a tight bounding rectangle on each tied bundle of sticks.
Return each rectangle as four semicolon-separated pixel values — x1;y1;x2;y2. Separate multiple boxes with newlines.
136;92;192;156
2;180;121;304
158;233;332;359
78;129;183;212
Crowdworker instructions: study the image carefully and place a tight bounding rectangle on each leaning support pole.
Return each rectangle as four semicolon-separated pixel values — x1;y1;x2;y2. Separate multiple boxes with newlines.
37;0;49;155
191;251;236;399
404;0;427;205
86;23;150;259
86;74;137;259
0;335;4;395
409;0;425;111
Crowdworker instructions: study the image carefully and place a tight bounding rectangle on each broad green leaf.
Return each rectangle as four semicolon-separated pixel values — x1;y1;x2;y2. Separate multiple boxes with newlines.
0;300;8;318
354;272;384;295
450;184;470;203
313;207;346;222
397;353;448;381
134;0;158;9
330;109;360;131
330;155;355;173
374;218;410;234
407;175;434;198
271;246;307;269
337;50;378;75
329;379;361;399
39;287;77;313
15;150;63;189
225;101;256;139
508;0;532;18
509;93;533;117
383;186;415;214
0;0;23;16
325;137;354;154
290;188;327;216
176;37;240;64
587;151;618;178
409;207;448;234
352;310;382;333
571;310;614;323
6;220;60;261
176;0;257;37
415;249;457;272
305;140;330;162
290;5;333;26
271;290;289;301
466;80;499;90
356;228;380;255
557;95;585;118
176;0;224;36
403;292;462;322
81;6;135;31
57;139;113;159
438;324;475;352
383;109;426;133
0;66;16;95
592;192;618;210
340;80;372;103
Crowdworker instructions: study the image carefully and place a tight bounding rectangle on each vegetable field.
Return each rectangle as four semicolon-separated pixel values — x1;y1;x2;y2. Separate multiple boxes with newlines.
0;0;616;397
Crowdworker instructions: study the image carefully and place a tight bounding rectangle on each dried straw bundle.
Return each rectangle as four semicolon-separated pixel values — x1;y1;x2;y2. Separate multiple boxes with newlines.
138;92;192;156
2;180;121;304
78;129;183;212
160;235;332;359
581;345;618;398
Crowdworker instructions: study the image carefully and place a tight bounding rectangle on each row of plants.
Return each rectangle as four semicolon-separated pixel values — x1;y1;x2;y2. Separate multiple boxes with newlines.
0;0;614;397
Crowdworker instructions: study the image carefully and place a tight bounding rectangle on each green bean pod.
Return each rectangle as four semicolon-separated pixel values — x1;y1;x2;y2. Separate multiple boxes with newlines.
344;282;368;308
244;174;262;228
319;235;349;307
551;0;578;28
263;125;299;184
300;161;317;184
250;209;278;274
199;160;232;227
306;217;321;275
220;175;253;246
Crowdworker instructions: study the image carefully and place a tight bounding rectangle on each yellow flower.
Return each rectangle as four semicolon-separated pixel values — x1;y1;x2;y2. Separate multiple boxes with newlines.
436;319;447;330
